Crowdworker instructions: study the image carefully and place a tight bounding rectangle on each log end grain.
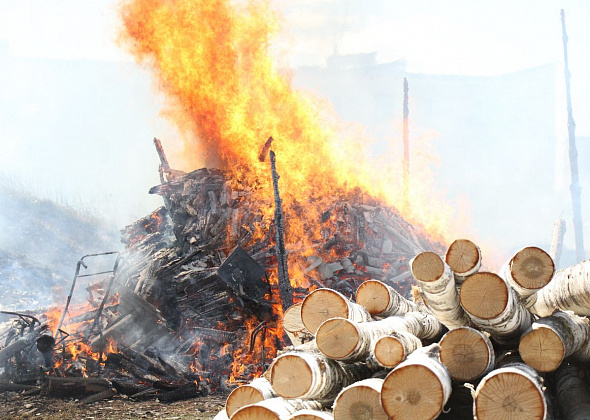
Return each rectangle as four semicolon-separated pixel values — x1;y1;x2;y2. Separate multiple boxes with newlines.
381;364;444;420
301;288;349;334
519;326;565;372
287;410;334;420
510;247;555;291
333;382;388;420
439;327;493;381
374;336;406;368
270;355;312;399
226;385;265;418
356;280;390;316
475;371;546;420
445;239;480;275
316;318;360;360
411;252;445;282
283;303;307;334
460;272;508;320
231;405;280;420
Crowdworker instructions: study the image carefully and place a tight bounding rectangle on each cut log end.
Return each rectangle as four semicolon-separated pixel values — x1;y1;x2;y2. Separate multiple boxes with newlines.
334;384;388;420
270;355;312;399
226;386;265;418
288;411;333;420
475;371;545;420
283;303;306;333
231;406;280;420
356;280;390;315
460;272;509;319
445;239;480;275
316;318;359;360
301;289;349;334
381;364;444;420
439;327;492;381
519;326;565;372
411;252;445;282
374;336;406;368
510;247;555;290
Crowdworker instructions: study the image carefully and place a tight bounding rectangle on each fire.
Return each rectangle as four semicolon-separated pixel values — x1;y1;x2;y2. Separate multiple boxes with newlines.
118;0;464;246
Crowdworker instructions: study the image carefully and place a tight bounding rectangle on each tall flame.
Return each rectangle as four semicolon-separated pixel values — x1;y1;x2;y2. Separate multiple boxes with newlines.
119;0;463;247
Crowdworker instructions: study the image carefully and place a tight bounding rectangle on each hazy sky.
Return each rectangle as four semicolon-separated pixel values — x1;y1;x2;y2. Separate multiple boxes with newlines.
1;0;589;257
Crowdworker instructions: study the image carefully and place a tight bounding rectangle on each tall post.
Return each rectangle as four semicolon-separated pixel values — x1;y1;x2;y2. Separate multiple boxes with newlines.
269;144;294;313
561;9;585;262
402;77;410;211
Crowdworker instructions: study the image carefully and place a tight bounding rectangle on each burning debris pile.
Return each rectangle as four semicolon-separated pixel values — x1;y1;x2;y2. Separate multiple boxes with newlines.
0;141;442;405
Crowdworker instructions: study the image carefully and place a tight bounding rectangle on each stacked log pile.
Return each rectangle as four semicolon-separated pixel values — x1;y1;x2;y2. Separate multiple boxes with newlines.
216;240;590;419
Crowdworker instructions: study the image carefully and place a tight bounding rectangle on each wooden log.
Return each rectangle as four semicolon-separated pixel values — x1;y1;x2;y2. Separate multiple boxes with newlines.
333;378;388;420
372;331;422;368
474;363;547;420
46;377;111;397
531;259;590;316
301;288;371;334
158;382;201;402
213;409;230;420
519;310;590;372
226;377;277;418
460;272;533;341
269;351;371;401
283;303;313;346
444;239;481;283
316;311;443;363
231;398;323;420
410;252;470;329
500;247;554;304
555;363;590;419
286;409;333;419
0;382;38;392
439;326;494;381
380;344;452;420
355;280;417;317
79;388;117;404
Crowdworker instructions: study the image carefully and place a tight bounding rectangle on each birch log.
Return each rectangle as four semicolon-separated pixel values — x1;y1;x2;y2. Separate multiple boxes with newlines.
474;363;547;420
284;303;313;346
372;331;422;368
286;410;333;420
410;252;470;329
460;272;533;341
316;312;443;362
531;259;590;316
231;398;323;420
301;288;371;334
555;363;590;419
381;344;452;420
226;377;277;417
445;239;481;283
355;280;417;317
439;327;494;381
212;409;230;420
519;310;590;372
333;378;388;420
269;351;371;402
499;247;554;305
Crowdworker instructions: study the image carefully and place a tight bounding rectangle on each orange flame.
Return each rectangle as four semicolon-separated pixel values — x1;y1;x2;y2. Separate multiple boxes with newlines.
118;0;465;246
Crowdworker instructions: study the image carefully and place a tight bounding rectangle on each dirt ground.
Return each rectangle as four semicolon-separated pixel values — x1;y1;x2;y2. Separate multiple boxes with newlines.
0;391;227;419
